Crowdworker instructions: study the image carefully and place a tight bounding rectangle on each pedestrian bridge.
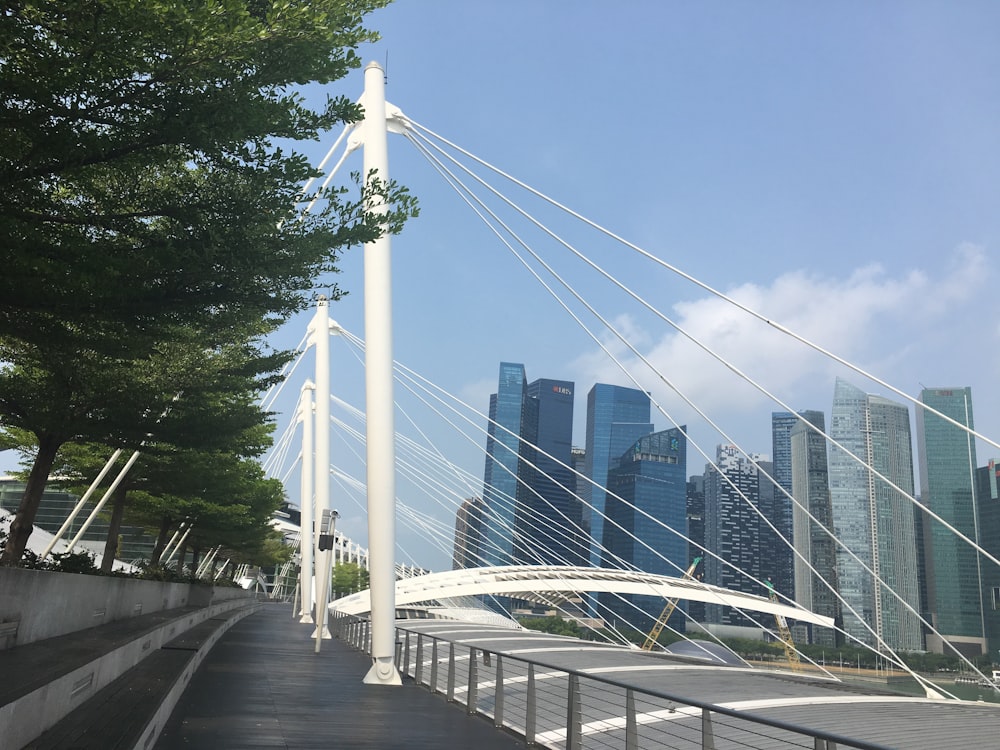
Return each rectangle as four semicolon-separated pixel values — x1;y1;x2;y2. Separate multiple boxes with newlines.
330;564;835;628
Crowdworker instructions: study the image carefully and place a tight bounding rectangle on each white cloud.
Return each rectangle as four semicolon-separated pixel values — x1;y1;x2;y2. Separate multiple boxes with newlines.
572;245;990;432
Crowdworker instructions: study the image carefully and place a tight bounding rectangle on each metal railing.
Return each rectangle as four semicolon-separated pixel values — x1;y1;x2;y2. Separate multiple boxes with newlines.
331;613;892;750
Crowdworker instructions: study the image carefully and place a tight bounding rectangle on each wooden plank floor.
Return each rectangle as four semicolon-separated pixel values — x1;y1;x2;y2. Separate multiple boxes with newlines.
155;602;526;749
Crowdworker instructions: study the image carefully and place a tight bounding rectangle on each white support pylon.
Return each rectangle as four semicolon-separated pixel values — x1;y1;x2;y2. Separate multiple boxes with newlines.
298;381;316;623
311;299;332;642
360;60;401;686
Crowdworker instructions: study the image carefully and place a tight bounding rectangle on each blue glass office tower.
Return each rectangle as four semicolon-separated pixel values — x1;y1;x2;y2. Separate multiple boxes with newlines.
515;378;582;565
789;412;840;646
771;411;826;606
482;363;527;565
482;364;582;566
975;460;1000;660
917;387;985;655
601;427;688;629
583;385;653;568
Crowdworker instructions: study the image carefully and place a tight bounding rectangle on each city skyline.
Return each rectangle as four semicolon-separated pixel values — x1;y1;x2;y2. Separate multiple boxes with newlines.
4;3;999;577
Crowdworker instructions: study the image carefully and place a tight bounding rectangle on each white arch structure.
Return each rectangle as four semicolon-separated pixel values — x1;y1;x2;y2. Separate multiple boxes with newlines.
330;564;835;629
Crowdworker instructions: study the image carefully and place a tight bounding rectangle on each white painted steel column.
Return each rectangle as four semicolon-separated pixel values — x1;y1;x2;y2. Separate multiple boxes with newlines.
65;450;142;552
40;448;123;559
311;298;332;641
361;60;401;685
298;381;316;623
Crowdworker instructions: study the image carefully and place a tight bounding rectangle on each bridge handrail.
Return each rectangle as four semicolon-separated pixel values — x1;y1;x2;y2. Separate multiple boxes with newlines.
333;613;893;750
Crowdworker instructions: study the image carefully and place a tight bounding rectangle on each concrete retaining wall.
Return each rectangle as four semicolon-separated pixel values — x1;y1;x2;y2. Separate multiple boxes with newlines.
0;567;253;648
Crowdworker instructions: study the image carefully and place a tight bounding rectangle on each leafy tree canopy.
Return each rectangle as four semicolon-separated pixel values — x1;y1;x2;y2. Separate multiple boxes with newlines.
0;0;415;353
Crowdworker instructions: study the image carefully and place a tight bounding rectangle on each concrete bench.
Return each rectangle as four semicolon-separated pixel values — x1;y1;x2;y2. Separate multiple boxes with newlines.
0;598;259;750
20;612;257;750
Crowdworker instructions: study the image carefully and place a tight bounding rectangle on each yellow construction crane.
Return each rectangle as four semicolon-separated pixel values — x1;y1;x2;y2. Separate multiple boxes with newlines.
765;579;801;671
641;556;702;651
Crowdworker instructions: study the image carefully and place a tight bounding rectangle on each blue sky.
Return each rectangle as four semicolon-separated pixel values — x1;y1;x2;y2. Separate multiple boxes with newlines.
6;2;1000;571
260;1;999;570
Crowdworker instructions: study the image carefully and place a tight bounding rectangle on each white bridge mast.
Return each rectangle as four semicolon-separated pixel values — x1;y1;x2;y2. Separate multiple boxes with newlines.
360;60;401;686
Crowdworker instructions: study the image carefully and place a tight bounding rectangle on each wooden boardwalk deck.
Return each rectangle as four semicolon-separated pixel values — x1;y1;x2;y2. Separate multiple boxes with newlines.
154;602;525;749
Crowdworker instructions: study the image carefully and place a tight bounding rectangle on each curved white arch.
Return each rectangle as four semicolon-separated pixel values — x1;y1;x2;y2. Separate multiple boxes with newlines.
330;564;835;628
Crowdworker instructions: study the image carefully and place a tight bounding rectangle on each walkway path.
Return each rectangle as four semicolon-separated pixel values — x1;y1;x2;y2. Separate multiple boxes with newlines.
154;602;525;749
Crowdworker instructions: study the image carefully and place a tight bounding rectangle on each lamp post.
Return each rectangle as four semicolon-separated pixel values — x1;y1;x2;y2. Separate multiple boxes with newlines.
314;509;339;654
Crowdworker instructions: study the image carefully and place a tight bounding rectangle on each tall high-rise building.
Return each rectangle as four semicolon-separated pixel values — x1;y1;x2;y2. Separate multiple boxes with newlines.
703;445;768;627
583;384;653;568
686;475;706;623
829;378;922;651
482;362;527;565
481;364;583;566
916;387;985;656
789;412;840;646
771;411;827;599
515;378;581;565
975;460;1000;660
601;427;687;629
452;497;485;569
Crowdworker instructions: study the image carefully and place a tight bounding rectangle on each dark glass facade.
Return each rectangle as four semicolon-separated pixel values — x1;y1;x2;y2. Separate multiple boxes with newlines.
482;362;527;565
515;378;583;565
975;461;1000;660
481;364;583;566
917;387;985;653
601;427;687;630
583;384;652;568
789;412;840;646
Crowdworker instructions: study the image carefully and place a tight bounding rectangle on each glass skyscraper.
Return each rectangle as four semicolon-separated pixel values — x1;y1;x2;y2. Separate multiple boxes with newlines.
789;411;840;646
767;411;809;601
916;387;985;655
515;378;582;565
583;384;652;568
482;362;527;565
975;460;1000;660
601;427;687;629
829;378;922;651
481;363;582;566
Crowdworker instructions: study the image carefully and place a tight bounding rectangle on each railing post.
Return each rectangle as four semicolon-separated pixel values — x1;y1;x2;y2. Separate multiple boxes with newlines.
430;639;439;694
414;634;424;685
566;674;582;749
493;654;504;728
702;708;716;750
467;647;478;714
525;663;536;746
446;642;456;701
625;688;637;750
402;631;411;677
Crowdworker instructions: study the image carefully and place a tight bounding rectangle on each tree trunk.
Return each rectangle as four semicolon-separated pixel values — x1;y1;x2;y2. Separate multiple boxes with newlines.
100;486;127;574
149;516;171;566
0;433;62;566
190;544;202;578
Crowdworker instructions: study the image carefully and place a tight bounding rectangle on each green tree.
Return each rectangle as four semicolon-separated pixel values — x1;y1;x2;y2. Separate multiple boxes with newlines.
0;1;417;564
0;327;284;564
0;0;414;353
518;615;585;639
332;561;369;598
